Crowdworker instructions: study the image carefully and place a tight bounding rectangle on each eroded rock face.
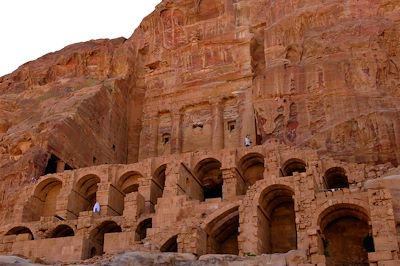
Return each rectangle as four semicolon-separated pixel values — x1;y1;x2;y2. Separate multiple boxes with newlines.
123;0;400;166
0;39;131;224
0;0;400;226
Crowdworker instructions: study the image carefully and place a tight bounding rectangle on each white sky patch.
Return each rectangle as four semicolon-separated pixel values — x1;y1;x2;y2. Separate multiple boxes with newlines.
0;0;160;76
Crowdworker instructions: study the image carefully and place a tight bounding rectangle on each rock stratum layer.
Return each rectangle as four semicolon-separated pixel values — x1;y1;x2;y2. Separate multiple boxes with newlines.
1;0;400;264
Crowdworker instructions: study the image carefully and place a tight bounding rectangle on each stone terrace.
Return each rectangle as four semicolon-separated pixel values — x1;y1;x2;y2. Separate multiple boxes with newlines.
0;143;399;265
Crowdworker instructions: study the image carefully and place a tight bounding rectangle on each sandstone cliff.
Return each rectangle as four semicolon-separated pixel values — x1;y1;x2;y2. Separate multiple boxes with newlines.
0;38;131;223
1;0;400;226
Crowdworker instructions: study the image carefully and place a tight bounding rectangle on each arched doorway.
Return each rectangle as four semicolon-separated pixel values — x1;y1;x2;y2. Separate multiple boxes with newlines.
116;171;142;215
324;167;349;189
258;185;296;253
29;178;62;221
280;159;306;176
6;226;34;240
160;235;178;252
135;218;152;241
205;206;239;255
88;221;122;258
194;158;223;200
48;224;74;238
319;204;373;266
74;174;100;215
238;153;265;194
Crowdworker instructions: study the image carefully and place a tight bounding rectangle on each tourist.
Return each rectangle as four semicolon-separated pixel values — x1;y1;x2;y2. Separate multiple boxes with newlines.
93;201;101;213
244;135;252;147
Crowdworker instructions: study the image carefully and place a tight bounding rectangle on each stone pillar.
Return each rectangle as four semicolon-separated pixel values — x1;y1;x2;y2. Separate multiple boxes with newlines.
56;160;65;173
238;195;259;255
162;161;183;198
123;192;145;224
239;87;256;147
264;150;279;178
138;177;155;214
222;168;245;199
368;188;400;264
171;110;182;154
210;97;224;150
179;226;207;255
96;182;120;216
56;178;75;220
293;171;320;263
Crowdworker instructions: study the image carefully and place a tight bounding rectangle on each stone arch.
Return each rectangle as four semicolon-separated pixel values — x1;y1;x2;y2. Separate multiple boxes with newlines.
258;184;297;253
313;199;370;228
324;167;349;189
115;171;143;215
135;218;152;241
117;171;142;194
238;152;265;193
203;205;239;255
194;158;223;200
5;226;34;240
316;203;373;266
30;177;63;221
87;220;122;258
160;235;178;252
74;174;101;215
150;164;167;211
47;224;75;238
280;158;306;177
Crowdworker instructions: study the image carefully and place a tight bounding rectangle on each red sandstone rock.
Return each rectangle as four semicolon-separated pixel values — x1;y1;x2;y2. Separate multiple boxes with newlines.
1;0;400;265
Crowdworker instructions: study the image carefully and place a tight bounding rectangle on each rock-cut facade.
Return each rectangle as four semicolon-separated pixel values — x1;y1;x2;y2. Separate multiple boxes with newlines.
1;0;400;265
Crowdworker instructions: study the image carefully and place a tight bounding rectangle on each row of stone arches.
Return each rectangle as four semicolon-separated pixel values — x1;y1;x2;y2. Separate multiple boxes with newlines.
6;194;375;265
192;155;351;201
28;165;168;221
192;184;372;266
29;155;352;223
5;224;75;240
151;186;297;256
4;217;154;259
193;153;294;201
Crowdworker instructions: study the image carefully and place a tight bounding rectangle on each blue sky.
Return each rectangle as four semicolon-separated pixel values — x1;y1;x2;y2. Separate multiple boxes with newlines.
0;0;160;76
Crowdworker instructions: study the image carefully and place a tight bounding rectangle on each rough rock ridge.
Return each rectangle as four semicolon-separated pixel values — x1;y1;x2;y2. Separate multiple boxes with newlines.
0;250;307;266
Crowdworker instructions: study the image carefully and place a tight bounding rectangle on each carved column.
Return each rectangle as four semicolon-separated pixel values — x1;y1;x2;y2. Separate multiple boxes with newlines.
171;109;182;154
139;113;159;160
239;87;256;147
210;97;224;150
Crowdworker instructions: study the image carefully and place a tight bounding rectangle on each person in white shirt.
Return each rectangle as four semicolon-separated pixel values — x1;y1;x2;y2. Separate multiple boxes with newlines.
244;135;252;147
93;201;101;213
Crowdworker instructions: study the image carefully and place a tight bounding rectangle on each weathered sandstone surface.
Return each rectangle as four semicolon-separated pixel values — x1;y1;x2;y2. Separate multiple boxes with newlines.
0;1;400;265
0;250;307;266
0;38;131;223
